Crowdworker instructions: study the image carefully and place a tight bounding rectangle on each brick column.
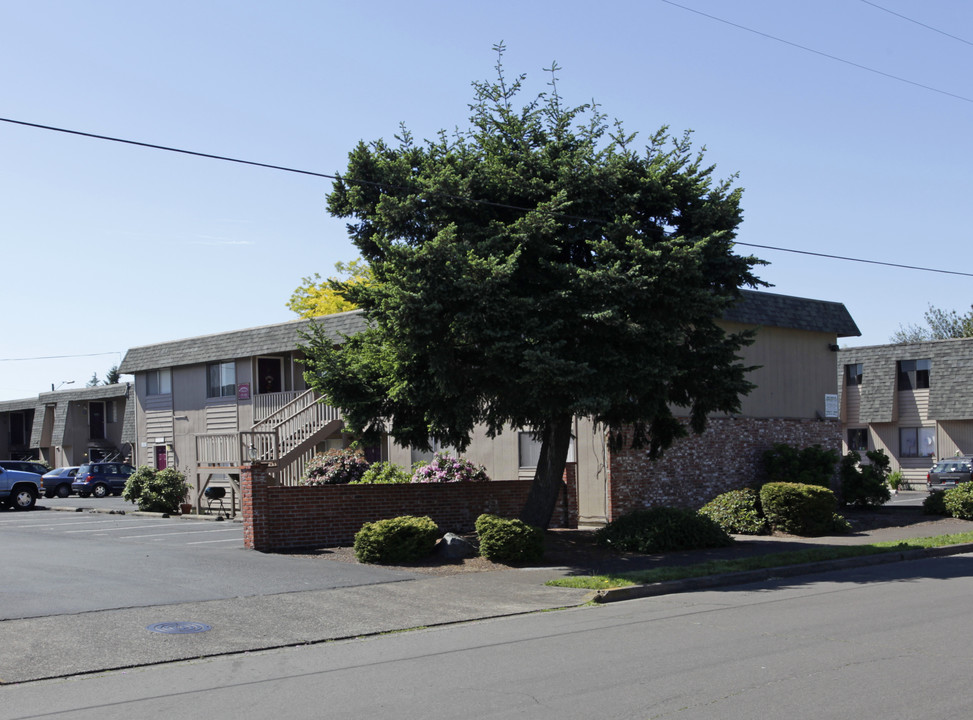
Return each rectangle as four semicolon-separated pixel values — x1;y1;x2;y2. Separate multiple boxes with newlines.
242;462;269;550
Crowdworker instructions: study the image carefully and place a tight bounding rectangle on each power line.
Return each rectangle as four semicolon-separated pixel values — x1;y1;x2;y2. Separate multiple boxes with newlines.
859;0;973;48
661;0;973;105
1;115;970;280
0;351;120;362
735;243;973;278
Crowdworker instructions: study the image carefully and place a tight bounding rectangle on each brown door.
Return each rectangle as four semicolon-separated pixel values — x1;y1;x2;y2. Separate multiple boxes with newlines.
257;357;284;394
89;402;106;440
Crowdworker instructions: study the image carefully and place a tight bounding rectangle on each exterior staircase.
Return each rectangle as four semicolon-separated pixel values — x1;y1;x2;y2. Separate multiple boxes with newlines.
196;390;344;486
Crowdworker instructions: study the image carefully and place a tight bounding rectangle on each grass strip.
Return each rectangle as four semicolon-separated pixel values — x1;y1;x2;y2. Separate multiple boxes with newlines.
546;530;973;590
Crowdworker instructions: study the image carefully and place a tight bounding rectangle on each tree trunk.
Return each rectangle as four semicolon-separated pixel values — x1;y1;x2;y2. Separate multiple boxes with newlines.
520;414;573;529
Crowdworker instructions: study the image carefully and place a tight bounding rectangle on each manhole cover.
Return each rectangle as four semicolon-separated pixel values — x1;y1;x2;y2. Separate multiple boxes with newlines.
146;622;212;634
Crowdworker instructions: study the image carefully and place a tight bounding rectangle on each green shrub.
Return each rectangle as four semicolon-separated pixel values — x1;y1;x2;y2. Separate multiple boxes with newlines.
699;489;768;535
759;482;842;536
301;448;370;485
839;450;892;508
943;483;973;520
762;443;838;488
888;470;904;491
594;507;733;553
923;489;949;516
352;461;411;485
474;514;544;563
353;515;440;564
122;466;190;514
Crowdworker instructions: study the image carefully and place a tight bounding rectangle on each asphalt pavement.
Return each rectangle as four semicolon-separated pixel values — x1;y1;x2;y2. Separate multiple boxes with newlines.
4;491;972;685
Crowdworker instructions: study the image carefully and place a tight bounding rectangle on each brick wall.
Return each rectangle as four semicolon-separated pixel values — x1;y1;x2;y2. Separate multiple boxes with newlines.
242;463;578;551
607;417;841;517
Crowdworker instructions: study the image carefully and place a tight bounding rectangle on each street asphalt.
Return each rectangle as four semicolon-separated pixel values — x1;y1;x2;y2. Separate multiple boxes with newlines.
4;491;973;685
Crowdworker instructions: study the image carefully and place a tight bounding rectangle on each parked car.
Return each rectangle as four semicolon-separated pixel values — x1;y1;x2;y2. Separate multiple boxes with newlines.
926;457;973;491
0;465;40;510
71;462;136;498
40;466;80;498
0;460;48;477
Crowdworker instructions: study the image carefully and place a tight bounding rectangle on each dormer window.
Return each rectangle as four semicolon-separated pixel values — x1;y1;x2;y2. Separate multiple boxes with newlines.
845;363;863;386
898;359;930;390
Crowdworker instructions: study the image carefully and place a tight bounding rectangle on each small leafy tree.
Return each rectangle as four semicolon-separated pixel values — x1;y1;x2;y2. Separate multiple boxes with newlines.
761;443;838;488
287;259;371;318
122;466;190;514
838;449;892;508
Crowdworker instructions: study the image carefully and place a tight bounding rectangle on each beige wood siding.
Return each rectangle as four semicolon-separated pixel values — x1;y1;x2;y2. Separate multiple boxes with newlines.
720;323;838;419
939;420;973;457
896;389;929;424
844;385;861;424
205;402;238;433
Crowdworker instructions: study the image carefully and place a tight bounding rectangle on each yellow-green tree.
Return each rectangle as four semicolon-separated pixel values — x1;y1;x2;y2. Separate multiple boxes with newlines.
287;259;371;318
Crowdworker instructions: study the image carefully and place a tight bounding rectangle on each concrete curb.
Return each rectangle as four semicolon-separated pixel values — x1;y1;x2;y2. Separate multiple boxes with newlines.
592;541;973;603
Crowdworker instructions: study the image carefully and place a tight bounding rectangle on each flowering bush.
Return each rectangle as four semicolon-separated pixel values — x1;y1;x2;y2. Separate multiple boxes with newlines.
410;452;490;483
300;448;370;485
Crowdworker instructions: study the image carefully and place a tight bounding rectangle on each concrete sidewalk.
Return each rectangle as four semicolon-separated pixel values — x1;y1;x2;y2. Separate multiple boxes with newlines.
4;508;972;685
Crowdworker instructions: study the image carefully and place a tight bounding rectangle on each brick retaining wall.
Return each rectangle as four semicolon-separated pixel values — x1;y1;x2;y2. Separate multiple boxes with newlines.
243;463;577;551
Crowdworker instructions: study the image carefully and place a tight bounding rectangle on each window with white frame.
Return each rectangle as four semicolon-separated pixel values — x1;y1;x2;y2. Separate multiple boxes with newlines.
206;362;236;398
517;430;576;467
146;369;171;396
410;438;450;465
899;426;935;458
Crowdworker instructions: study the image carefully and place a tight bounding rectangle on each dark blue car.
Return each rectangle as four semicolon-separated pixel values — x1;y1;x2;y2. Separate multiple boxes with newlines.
71;463;136;498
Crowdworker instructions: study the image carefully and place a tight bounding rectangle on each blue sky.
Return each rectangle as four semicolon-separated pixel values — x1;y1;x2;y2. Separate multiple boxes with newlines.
2;0;971;401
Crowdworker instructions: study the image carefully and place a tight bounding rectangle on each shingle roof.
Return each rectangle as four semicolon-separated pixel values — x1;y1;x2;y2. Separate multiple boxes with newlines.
116;292;858;375
0;397;39;413
118;311;367;374
723;290;860;338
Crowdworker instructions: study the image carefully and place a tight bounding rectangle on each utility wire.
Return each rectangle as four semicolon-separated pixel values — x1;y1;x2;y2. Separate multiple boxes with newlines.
0;351;120;362
859;0;973;47
2;116;971;279
661;0;973;105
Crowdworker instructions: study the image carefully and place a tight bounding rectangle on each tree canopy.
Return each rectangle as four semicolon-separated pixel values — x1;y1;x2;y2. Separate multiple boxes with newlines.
287;259;371;318
302;46;764;527
890;304;973;343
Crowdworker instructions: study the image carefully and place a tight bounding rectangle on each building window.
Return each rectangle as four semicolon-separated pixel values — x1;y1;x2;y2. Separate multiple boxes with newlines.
899;427;935;458
847;428;868;452
146;369;171;396
898;359;930;390
207;362;236;398
845;363;863;386
410;438;451;465
519;432;543;468
106;401;117;424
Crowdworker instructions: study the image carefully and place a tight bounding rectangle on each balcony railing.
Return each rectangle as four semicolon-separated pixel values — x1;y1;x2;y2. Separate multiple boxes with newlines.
252;390;303;423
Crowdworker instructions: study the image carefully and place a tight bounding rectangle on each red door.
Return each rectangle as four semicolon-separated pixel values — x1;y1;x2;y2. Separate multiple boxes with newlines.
155;445;168;470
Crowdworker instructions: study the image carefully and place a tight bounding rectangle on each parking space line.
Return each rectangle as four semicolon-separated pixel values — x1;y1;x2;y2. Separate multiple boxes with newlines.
63;522;186;534
116;528;240;539
187;538;243;545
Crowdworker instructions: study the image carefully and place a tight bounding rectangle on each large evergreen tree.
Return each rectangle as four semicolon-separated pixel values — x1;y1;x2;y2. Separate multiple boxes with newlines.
303;47;764;527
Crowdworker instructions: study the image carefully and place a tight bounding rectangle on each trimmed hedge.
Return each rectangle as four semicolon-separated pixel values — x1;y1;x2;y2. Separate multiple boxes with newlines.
594;507;733;553
353;515;440;564
759;482;843;536
923;489;949;516
699;488;768;535
762;443;838;488
122;466;189;514
352;461;411;485
475;514;544;563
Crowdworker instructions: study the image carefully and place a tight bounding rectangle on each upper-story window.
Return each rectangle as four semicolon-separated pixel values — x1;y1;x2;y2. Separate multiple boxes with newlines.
146;369;171;396
898;359;930;390
207;362;236;398
845;363;863;386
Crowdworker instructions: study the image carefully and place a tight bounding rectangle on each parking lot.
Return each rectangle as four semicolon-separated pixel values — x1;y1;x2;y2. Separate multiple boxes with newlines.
0;505;416;622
